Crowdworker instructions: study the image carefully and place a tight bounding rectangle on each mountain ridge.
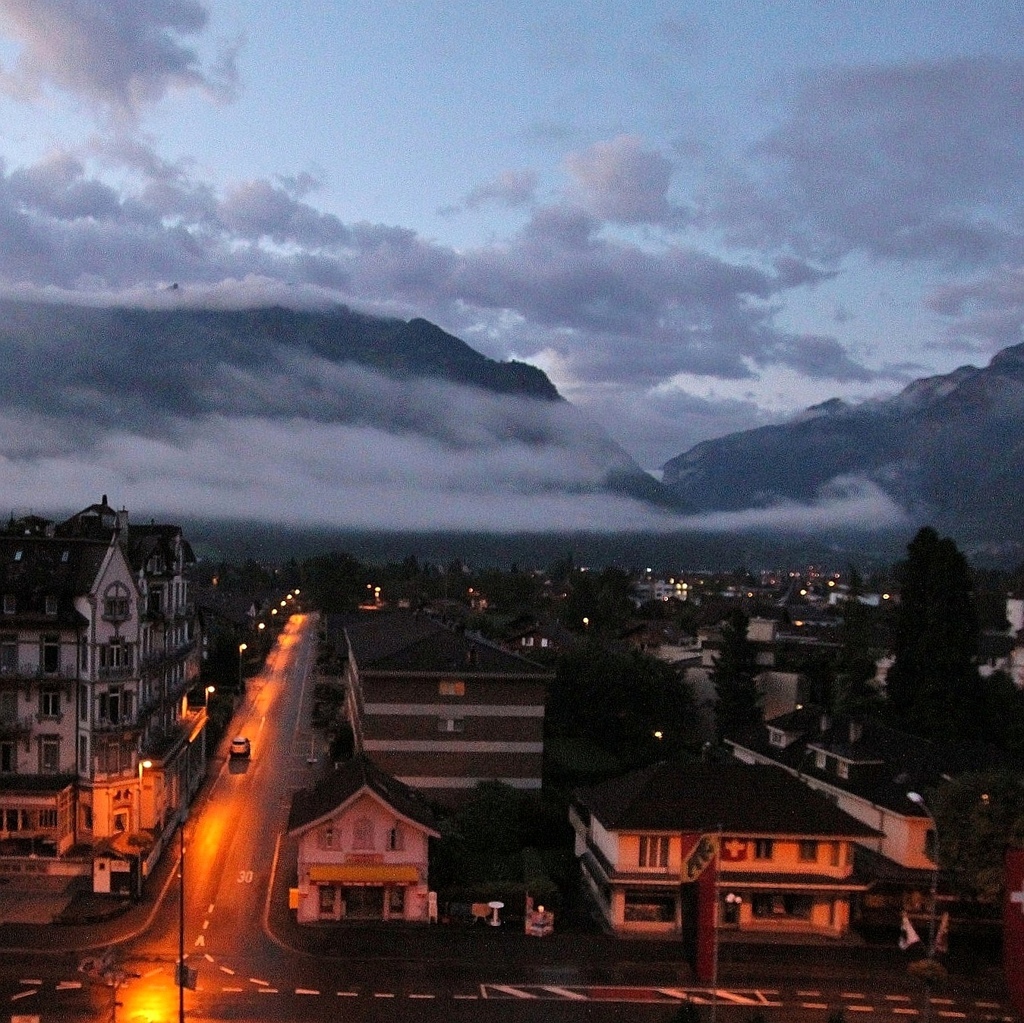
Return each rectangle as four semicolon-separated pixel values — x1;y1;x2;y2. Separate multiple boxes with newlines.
661;340;1024;546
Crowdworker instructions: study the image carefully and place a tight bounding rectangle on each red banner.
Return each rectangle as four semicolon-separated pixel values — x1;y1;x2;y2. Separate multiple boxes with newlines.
677;833;719;983
1005;849;1024;1018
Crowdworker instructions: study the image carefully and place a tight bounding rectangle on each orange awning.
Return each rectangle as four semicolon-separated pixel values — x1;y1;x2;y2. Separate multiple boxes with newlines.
308;864;421;884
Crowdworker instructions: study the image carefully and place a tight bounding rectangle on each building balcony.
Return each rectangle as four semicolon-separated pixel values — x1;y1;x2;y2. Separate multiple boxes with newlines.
2;663;79;683
98;665;136;681
91;716;144;735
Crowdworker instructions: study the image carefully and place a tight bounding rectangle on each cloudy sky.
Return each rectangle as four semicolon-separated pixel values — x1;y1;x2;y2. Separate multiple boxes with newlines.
0;1;1021;534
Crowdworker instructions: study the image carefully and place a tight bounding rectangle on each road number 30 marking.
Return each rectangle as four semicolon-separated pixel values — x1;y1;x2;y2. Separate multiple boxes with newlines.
238;870;253;883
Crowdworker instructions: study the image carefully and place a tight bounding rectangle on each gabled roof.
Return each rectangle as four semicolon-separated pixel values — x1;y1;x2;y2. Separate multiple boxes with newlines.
287;755;439;836
574;760;879;839
332;610;552;677
727;707;1013;815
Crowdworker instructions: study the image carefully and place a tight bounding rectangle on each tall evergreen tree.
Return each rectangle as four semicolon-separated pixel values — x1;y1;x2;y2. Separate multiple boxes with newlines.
711;609;762;741
885;526;979;742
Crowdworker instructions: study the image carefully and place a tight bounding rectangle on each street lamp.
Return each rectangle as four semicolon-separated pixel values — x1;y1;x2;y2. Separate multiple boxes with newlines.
137;759;152;833
907;791;939;959
238;643;247;690
136;758;152;899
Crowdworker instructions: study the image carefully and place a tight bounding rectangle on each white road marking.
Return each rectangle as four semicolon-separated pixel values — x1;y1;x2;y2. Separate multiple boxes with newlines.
57;981;82;990
374;992;396;998
11;990;37;1001
542;986;587;1000
222;986;244;993
143;967;162;978
886;995;913;1002
18;980;41;985
801;1003;829;1010
337;991;358;997
296;988;320;995
409;993;435;999
453;994;479;1000
219;965;235;974
892;1009;920;1016
204;953;214;962
488;985;535;999
257;987;279;994
249;977;269;986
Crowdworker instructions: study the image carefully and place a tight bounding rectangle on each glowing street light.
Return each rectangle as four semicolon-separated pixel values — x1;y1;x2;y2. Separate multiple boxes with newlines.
238;643;247;689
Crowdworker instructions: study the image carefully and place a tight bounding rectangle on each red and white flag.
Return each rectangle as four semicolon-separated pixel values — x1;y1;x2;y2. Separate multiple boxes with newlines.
721;839;748;861
899;911;921;951
1004;848;1024;1017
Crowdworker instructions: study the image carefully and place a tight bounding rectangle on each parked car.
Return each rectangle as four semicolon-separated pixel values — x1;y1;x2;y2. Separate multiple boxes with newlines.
229;736;251;759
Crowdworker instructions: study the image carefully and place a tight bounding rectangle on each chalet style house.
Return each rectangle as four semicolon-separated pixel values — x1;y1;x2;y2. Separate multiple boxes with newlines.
332;610;552;805
724;706;1009;931
570;760;877;938
0;497;204;891
287;755;439;923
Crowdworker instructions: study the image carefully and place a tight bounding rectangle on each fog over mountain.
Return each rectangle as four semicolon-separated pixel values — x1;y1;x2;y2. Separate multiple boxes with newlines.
0;296;678;532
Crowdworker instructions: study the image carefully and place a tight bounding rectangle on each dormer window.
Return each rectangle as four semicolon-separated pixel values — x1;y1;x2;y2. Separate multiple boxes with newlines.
2;595;14;615
768;728;786;747
815;750;827;770
836;760;849;779
45;596;58;616
13;550;22;562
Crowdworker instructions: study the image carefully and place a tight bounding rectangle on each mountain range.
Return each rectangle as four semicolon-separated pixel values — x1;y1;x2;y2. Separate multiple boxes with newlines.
5;295;1023;562
661;342;1024;555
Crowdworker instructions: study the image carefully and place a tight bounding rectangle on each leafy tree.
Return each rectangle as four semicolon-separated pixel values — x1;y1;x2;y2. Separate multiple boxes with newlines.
711;609;762;741
559;566;634;640
832;598;885;718
928;772;1024;902
548;647;697;768
886;527;979;743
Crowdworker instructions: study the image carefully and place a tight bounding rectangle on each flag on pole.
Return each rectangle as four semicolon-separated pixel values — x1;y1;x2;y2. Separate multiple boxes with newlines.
934;911;949;954
899;910;921;951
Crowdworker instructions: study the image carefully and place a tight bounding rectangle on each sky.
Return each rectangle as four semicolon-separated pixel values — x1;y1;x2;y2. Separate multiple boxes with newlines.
0;1;1022;534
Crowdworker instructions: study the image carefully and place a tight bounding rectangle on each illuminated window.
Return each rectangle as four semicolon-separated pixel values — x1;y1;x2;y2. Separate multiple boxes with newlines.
754;839;774;860
638;835;669;868
438;680;465;696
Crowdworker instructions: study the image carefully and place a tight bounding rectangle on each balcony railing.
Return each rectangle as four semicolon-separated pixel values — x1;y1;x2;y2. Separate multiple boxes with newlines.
1;663;79;682
97;665;135;680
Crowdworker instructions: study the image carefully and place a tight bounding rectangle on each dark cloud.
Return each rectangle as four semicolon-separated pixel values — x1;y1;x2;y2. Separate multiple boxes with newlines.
218;180;351;249
927;267;1024;349
564;135;690;227
710;56;1024;265
0;0;237;117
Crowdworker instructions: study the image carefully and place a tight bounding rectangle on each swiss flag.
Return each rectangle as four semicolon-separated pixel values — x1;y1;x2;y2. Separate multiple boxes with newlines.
1004;848;1024;1018
721;839;748;861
